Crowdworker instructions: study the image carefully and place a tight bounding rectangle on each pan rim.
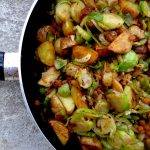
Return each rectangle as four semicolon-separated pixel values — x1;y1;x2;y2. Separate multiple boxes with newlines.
18;0;56;149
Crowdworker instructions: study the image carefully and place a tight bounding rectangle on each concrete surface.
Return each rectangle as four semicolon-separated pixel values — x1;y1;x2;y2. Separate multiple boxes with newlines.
0;0;54;150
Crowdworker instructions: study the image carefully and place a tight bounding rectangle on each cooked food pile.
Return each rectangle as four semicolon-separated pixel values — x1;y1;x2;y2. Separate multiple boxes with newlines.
35;0;150;149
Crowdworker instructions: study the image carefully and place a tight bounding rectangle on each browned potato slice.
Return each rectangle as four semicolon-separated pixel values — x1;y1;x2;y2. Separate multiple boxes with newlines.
83;0;97;8
61;37;77;49
58;95;75;115
37;41;55;66
37;25;55;43
112;79;124;93
54;38;69;56
50;94;65;114
80;137;102;150
95;44;111;57
72;46;98;64
49;120;70;145
38;67;60;87
71;86;88;108
119;0;140;18
108;30;132;54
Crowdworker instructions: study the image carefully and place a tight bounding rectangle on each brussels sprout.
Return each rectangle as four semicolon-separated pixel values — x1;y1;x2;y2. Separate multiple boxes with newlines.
96;114;116;135
66;63;80;78
118;50;139;72
72;120;95;133
37;41;55;66
107;130;144;150
139;1;150;17
129;25;145;40
133;39;147;47
54;58;67;70
70;1;85;23
75;108;102;118
75;25;92;41
97;13;124;30
96;0;108;10
62;20;74;36
55;1;71;24
58;83;71;97
95;100;110;114
106;86;133;112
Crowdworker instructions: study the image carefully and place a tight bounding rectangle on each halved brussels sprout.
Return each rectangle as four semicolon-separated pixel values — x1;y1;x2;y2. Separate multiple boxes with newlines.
55;2;71;24
62;20;74;36
97;13;124;30
70;1;85;23
58;83;71;97
106;86;133;112
139;1;150;17
118;50;139;72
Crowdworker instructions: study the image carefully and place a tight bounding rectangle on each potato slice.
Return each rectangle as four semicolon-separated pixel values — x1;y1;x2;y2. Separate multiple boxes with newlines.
38;67;60;87
80;137;102;150
112;79;124;93
119;0;140;18
95;44;111;57
58;95;75;115
71;86;88;108
108;30;132;54
50;94;64;114
83;0;96;8
72;46;98;64
49;120;70;145
37;41;55;66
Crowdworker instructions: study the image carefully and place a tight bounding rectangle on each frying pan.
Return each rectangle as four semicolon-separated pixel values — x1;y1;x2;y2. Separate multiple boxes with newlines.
0;0;80;149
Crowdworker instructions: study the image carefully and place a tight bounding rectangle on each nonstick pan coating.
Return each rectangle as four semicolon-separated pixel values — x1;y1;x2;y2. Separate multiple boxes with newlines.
20;0;81;149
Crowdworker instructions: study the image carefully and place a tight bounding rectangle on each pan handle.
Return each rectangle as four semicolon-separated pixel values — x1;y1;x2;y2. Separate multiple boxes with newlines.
0;52;19;80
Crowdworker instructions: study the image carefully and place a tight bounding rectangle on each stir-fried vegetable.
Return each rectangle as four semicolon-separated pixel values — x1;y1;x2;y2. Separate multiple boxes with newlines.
35;0;150;149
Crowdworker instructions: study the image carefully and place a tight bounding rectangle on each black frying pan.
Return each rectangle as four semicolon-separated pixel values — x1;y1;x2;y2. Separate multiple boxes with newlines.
0;0;81;149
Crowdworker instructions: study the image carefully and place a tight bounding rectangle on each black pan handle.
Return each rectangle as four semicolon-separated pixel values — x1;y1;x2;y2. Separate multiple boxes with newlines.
0;52;4;80
0;52;19;80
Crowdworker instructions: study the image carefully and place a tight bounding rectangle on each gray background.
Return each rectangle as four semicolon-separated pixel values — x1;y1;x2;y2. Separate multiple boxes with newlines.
0;0;54;150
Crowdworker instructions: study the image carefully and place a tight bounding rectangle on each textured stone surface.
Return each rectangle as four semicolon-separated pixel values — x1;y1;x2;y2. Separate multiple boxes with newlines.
0;1;54;150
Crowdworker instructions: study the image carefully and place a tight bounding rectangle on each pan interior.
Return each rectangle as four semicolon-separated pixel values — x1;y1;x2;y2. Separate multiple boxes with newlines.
21;0;80;149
